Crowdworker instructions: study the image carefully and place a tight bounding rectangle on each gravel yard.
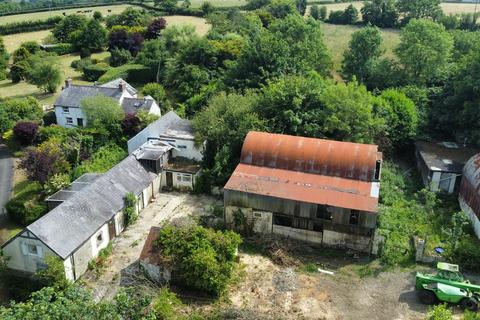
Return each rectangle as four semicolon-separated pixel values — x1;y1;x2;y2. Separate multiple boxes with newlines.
82;192;221;301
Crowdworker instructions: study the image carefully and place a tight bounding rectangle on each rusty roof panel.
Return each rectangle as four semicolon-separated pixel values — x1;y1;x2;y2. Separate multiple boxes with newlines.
224;164;379;213
240;132;381;182
459;153;480;220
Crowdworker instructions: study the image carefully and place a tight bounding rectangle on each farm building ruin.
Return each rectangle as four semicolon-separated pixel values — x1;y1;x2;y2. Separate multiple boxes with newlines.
223;131;383;253
415;140;478;194
459;153;480;239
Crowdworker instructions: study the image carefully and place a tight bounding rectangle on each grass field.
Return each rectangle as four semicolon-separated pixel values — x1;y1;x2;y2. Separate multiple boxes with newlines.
321;23;400;71
187;0;247;8
308;1;480;16
0;4;141;25
0;15;209;104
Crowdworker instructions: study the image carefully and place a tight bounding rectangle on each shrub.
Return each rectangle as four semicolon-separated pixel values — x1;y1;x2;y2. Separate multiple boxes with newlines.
72;144;126;179
201;1;214;15
0;17;62;35
83;63;110;81
328;10;345;24
310;5;320;20
34;256;69;290
109;48;132;67
13;121;39;145
44;173;70;196
141;82;168;111
451;235;480;271
124;192;137;227
156;225;242;295
319;5;327;20
426;304;452;320
6;181;47;225
152;288;183;319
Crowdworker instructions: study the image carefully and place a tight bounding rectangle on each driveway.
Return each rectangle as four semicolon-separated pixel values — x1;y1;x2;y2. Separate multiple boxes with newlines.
83;192;220;301
0;143;13;216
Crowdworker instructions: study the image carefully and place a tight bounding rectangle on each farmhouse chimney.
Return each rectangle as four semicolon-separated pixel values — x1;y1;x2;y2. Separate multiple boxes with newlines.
119;80;126;93
65;78;72;88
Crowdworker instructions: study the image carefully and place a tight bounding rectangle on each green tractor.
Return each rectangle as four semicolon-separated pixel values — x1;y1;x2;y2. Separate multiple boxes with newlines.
416;262;480;311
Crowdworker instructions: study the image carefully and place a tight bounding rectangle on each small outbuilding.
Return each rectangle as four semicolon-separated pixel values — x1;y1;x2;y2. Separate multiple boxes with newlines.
459;154;480;239
139;227;172;284
415;141;478;194
224;131;383;253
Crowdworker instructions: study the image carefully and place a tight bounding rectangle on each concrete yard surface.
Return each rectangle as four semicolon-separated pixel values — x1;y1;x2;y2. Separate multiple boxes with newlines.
83;192;221;301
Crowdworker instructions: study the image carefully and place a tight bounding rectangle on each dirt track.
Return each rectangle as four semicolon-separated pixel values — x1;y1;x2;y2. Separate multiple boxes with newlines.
229;253;431;320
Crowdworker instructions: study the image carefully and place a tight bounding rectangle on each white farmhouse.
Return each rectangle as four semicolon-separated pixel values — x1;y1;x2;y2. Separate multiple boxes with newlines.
54;78;161;128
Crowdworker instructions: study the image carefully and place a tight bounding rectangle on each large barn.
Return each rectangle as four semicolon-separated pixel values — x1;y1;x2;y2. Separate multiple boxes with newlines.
224;131;383;253
459;153;480;239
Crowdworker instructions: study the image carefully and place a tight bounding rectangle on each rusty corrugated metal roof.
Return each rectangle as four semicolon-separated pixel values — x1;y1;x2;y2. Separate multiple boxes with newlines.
241;131;381;182
459;154;480;220
225;164;379;212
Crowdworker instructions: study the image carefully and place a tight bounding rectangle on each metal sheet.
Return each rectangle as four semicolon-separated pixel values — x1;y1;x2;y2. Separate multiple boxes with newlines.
240;131;382;182
460;154;480;219
224;164;379;213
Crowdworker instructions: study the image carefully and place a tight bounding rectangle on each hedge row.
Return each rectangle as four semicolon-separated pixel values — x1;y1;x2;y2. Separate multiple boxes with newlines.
83;63;111;81
0;16;62;35
98;63;152;83
0;1;128;17
42;43;75;55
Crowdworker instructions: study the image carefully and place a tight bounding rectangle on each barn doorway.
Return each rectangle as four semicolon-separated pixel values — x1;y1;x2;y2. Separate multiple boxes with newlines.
108;219;115;240
166;172;173;187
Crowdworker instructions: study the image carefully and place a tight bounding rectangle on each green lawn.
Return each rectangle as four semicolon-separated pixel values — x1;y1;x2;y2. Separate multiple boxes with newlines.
0;4;141;25
321;23;400;72
0;51;110;106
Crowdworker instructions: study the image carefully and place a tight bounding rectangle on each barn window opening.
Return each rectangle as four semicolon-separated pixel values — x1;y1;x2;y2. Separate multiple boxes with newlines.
313;222;323;232
316;205;332;220
97;233;103;242
273;214;292;227
27;244;38;255
374;160;381;181
293;218;310;230
349;211;360;225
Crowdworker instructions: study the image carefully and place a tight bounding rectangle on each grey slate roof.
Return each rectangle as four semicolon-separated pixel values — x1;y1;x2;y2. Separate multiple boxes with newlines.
122;96;155;114
101;78;137;96
27;156;157;259
54;85;123;108
46;173;102;202
160;118;195;140
127;111;185;154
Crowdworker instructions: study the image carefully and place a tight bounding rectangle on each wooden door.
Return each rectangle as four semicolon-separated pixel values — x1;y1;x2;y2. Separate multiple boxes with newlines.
166;172;173;187
108;219;116;239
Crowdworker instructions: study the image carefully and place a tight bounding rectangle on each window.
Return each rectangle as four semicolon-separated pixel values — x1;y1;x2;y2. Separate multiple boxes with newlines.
182;174;191;182
273;214;292;227
178;145;187;149
374;160;382;181
66;117;73;124
349;210;360;225
36;261;48;271
316;205;332;220
77;118;84;127
62;107;69;113
176;174;182;182
97;233;103;242
27;244;38;255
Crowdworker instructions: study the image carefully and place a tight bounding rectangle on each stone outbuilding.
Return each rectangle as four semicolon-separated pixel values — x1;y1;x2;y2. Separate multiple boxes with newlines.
139;227;172;284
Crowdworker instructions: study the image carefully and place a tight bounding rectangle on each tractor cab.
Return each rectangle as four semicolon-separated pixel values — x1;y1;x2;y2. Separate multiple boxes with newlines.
436;263;466;283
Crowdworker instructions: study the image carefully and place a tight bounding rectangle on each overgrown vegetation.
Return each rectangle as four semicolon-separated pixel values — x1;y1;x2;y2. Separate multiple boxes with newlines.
87;243;113;275
124;192;138;227
156;225;241;296
378;161;480;268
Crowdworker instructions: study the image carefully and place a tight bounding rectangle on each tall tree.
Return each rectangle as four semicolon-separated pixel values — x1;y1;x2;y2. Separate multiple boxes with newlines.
361;0;398;28
154;0;178;13
226;14;331;88
396;0;441;21
52;14;87;42
395;19;453;85
342;26;383;82
81;96;124;139
26;53;62;93
193;92;266;184
71;19;108;54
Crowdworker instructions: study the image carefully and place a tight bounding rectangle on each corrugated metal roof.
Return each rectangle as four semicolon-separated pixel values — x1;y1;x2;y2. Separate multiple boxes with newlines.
225;163;379;212
415;140;478;173
459;154;480;220
241;132;381;182
27;155;157;259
